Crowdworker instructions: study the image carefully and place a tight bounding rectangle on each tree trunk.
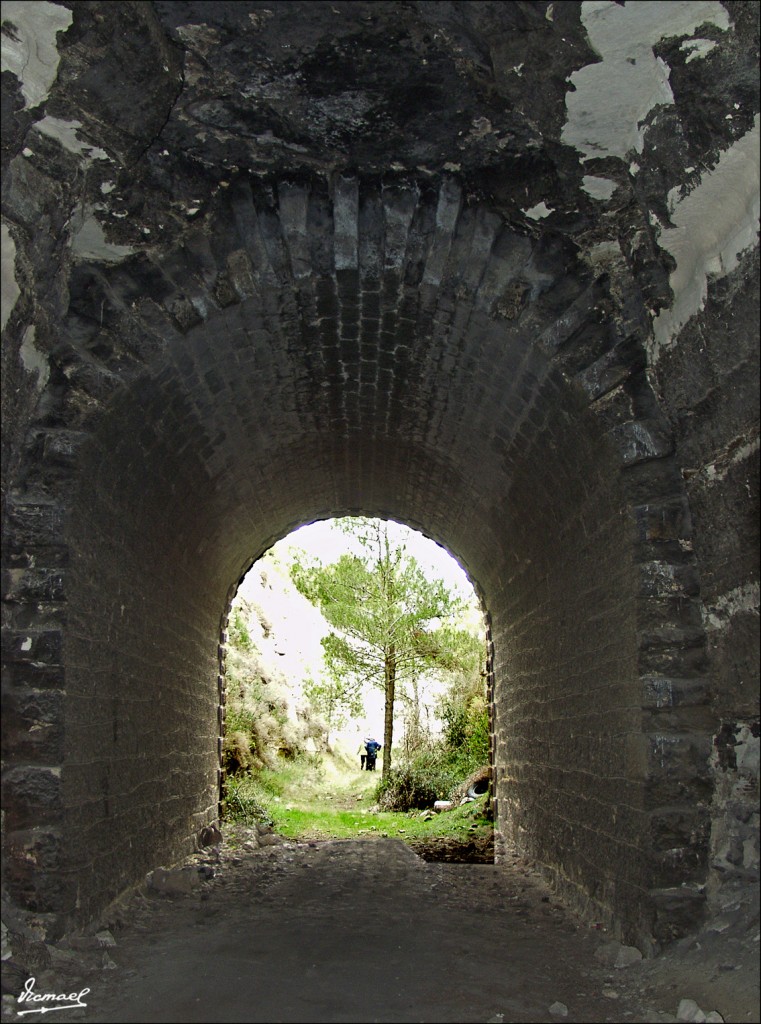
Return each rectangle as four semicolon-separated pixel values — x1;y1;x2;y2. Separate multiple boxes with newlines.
382;645;396;777
409;673;422;752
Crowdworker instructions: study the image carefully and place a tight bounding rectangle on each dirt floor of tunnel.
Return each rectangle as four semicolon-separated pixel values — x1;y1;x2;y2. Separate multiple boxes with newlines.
17;834;759;1024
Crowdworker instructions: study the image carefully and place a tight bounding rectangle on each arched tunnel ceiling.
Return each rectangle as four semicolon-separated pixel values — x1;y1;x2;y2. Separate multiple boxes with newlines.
66;174;615;606
1;0;756;647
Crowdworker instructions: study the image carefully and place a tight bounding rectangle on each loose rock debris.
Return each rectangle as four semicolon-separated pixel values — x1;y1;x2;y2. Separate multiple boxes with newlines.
2;828;757;1023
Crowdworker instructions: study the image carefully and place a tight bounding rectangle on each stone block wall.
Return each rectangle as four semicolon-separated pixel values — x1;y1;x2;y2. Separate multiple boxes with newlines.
650;249;760;908
58;398;223;924
489;394;649;941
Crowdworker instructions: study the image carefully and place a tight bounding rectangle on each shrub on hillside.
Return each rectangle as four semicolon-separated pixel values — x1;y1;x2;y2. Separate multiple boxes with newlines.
375;749;460;811
439;683;490;778
224;592;330;771
223;773;273;827
222;730;257;775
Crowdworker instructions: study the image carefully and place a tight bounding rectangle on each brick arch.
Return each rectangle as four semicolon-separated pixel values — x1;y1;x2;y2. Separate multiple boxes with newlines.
3;175;707;947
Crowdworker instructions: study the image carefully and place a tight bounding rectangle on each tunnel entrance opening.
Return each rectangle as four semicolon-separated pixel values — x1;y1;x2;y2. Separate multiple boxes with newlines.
218;516;495;866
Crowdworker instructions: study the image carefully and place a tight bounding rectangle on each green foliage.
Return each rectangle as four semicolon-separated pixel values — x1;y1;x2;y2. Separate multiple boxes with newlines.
373;670;490;810
291;519;463;692
228;607;253;651
375;747;460;811
223;747;491;849
223;773;273;827
254;754;324;799
222;703;258;775
303;670;364;739
223;521;489;833
222;590;329;780
222;731;254;775
224;754;322;825
439;672;490;778
263;797;491;843
226;702;256;737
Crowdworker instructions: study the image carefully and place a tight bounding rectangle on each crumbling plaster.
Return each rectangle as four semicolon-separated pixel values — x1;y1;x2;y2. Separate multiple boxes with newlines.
0;0;72;109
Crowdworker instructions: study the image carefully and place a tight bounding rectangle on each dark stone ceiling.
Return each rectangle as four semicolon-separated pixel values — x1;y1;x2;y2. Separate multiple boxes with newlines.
5;0;747;321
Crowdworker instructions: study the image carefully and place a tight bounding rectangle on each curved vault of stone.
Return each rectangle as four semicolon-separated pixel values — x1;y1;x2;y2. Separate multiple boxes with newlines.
3;0;757;965
26;173;670;941
68;178;613;587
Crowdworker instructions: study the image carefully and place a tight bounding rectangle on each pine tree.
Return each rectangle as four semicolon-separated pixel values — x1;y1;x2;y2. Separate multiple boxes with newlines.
290;518;479;776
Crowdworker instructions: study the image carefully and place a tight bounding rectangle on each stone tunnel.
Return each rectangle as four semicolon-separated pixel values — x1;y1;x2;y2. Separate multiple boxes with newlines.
2;1;759;952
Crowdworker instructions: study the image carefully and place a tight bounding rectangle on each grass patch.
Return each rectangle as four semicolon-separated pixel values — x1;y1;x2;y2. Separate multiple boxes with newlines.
268;798;493;839
223;750;492;849
267;797;491;844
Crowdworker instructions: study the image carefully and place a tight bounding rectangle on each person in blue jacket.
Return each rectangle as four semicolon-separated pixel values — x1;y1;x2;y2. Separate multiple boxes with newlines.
364;738;381;771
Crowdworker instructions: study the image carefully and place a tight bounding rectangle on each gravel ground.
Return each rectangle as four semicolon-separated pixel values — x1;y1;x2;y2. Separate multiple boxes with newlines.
3;831;758;1024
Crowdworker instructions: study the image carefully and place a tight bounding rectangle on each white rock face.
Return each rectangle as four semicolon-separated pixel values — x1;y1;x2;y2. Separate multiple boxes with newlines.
651;116;760;360
562;1;730;161
33;116;110;163
1;222;20;332
0;1;72;108
559;1;758;343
